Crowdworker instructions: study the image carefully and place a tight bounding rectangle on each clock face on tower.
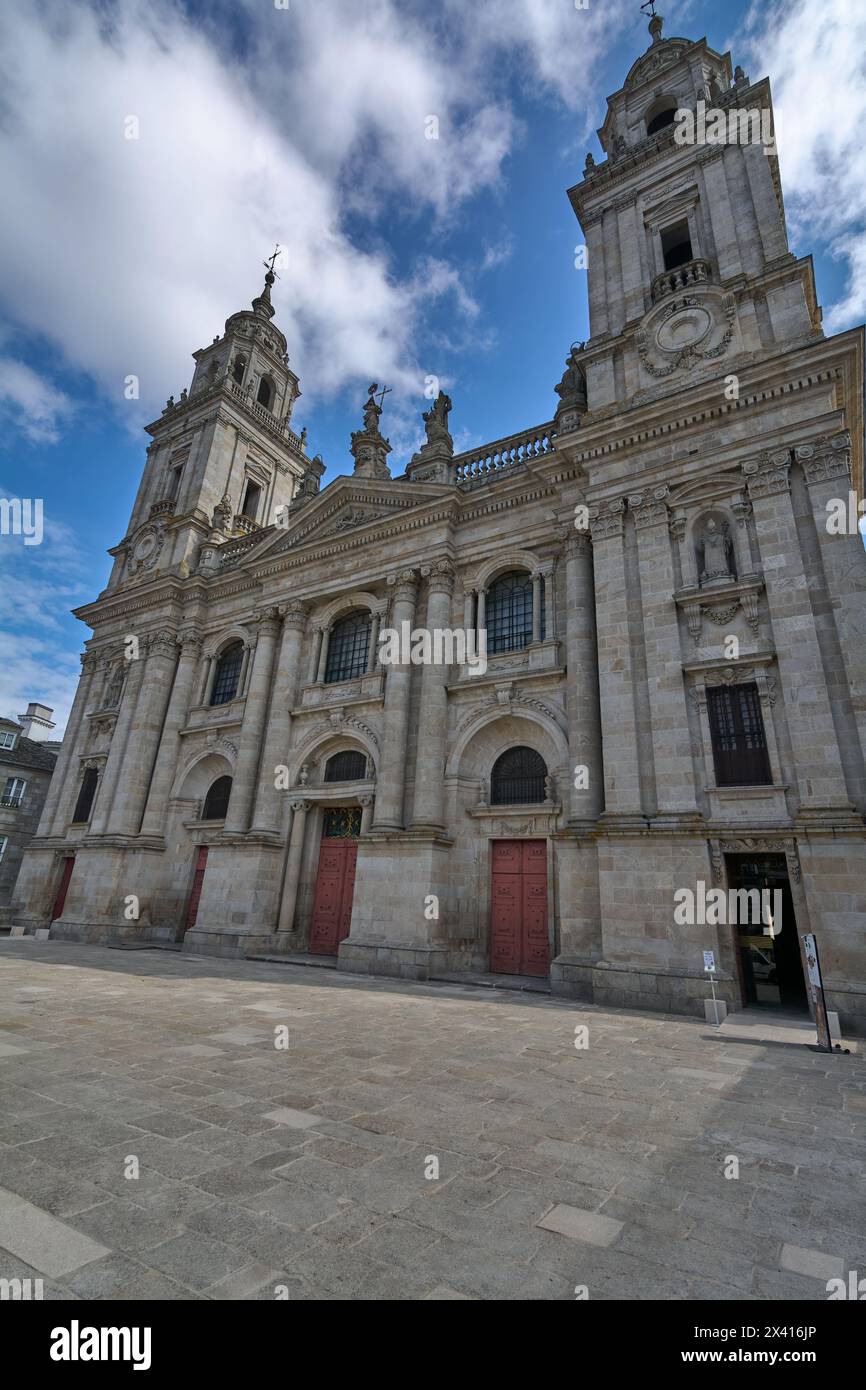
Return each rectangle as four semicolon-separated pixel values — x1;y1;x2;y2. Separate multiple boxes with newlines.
126;521;166;576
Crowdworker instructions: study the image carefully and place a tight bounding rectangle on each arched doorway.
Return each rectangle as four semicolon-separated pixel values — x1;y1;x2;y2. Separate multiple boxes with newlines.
309;806;361;955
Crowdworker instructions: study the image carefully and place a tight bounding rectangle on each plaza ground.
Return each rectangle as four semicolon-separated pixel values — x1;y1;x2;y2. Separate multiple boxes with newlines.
0;939;863;1301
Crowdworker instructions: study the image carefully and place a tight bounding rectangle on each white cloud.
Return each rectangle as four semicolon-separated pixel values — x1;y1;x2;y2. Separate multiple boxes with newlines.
735;0;866;331
0;0;632;433
0;359;75;445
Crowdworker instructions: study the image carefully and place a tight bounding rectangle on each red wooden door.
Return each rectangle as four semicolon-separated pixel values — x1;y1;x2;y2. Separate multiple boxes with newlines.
50;857;75;921
310;838;358;955
184;847;208;934
490;840;549;976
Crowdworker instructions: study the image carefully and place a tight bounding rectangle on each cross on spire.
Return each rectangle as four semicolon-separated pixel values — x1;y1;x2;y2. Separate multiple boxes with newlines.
640;0;658;16
263;244;282;280
368;382;392;409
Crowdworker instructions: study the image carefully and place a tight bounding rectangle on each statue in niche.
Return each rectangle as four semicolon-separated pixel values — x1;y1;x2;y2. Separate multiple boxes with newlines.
697;517;735;587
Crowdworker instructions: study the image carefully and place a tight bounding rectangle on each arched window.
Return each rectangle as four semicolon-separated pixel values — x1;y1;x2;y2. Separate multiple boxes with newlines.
646;104;677;136
324;750;367;783
486;571;538;654
210;641;244;706
72;767;98;824
491;746;547;806
325;612;371;684
202;775;232;821
232;356;246;385
257;376;274;409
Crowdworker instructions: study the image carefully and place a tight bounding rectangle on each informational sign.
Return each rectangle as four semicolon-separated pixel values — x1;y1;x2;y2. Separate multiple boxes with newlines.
802;933;832;1051
703;950;716;974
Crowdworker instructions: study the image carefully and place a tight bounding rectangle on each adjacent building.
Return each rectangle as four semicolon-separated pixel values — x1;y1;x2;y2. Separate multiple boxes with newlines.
11;16;866;1029
0;705;59;911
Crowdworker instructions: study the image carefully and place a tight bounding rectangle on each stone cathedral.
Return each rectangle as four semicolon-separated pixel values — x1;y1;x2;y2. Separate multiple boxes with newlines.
12;15;866;1031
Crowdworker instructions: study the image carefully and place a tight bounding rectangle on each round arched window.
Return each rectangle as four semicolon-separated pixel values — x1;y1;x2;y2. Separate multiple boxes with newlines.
202;775;232;821
210;642;244;706
325;612;371;684
257;376;274;409
486;571;540;654
491;747;547;806
324;750;367;783
646;104;677;136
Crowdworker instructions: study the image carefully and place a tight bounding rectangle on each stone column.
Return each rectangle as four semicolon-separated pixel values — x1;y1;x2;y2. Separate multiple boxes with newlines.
743;452;851;814
584;213;609;338
250;602;308;834
316;626;331;683
359;794;374;834
590;499;644;821
366;613;381;673
795;432;866;787
277;799;308;932
140;631;203;836
110;630;181;836
464;588;476;631
564;532;603;822
308;627;323;684
542;564;556;639
224;607;282;833
373;568;418;830
197;652;215;707
411;560;454;831
698;149;744;279
476;587;486;636
89;646;148;835
40;651;98;835
630;489;701;818
532;572;543;643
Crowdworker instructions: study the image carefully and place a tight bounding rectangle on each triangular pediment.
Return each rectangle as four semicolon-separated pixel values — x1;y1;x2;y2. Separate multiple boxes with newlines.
253;475;452;558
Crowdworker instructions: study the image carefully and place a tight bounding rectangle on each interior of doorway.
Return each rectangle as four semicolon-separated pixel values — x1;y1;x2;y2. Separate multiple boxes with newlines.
724;852;808;1013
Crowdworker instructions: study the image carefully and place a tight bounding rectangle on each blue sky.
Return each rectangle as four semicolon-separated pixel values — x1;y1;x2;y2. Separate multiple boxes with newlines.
1;0;864;734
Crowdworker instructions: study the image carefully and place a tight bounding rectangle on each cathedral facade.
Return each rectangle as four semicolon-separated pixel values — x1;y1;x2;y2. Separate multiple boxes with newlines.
12;17;866;1030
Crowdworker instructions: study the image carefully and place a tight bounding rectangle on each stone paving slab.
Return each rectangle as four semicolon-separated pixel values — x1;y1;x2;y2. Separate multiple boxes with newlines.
0;939;864;1300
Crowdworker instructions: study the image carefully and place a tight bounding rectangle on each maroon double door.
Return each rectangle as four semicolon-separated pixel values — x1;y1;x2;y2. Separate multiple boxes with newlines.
490;839;549;976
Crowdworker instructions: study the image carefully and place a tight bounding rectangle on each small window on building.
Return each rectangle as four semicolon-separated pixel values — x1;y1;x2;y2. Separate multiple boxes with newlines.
210;641;244;706
241;480;262;521
324;750;367;783
232;356;246;385
0;731;17;750
661;219;694;271
202;776;232;821
256;376;274;409
325;612;371;684
167;464;183;505
72;767;98;824
647;105;677;136
1;777;27;808
707;682;772;786
490;747;547;806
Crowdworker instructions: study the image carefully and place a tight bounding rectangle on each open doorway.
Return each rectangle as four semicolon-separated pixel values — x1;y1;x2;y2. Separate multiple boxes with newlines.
725;853;808;1012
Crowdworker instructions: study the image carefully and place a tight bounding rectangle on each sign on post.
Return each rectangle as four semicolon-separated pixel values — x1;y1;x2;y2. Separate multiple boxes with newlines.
703;950;716;973
802;933;832;1052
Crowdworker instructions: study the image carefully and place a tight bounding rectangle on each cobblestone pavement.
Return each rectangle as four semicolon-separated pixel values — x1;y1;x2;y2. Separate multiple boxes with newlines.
0;939;864;1301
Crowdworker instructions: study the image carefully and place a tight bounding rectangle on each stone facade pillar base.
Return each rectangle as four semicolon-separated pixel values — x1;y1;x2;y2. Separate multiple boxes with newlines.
549;955;594;1001
589;961;739;1019
337;940;450;982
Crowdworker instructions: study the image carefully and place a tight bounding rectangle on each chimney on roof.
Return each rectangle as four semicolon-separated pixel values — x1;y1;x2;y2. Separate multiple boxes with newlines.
17;702;55;742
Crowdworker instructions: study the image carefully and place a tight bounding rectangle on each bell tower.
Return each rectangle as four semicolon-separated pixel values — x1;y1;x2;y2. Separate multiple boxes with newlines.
566;10;823;418
104;258;311;593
